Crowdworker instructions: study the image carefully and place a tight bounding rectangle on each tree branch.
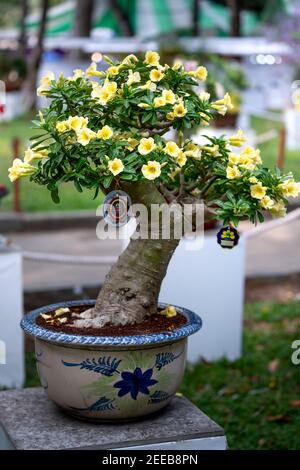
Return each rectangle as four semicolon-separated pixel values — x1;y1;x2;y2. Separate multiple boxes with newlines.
158;183;177;204
200;175;217;197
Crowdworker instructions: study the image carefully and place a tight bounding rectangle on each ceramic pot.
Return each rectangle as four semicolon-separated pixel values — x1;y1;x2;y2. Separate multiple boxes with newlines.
21;300;202;421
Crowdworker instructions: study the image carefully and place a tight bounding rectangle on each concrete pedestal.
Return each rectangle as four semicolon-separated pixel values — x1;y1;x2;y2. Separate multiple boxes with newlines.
0;250;24;387
0;388;227;450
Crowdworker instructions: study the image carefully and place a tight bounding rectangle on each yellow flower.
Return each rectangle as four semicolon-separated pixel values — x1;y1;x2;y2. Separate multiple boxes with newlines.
211;92;234;115
279;179;300;198
24;148;48;164
164;141;180;157
37;71;55;96
249;176;258;184
56;121;68;133
127;138;139;151
92;87;113;105
97;125;113;140
173;102;187;118
260;196;275;210
270;201;287;218
139;80;157;91
145;50;160;67
76;128;96;146
104;80;118;94
142;161;161;180
67;116;89;132
162;89;176;104
228;129;247;147
153;96;167;107
228;153;240;165
127;70;141;86
199;90;210;101
172;60;183;70
189;66;208;81
138;102;151;109
184;143;201;160
138;137;156;155
239;156;256;171
8;159;36;182
69;69;84;80
86;62;105;78
160;305;177;318
107;66;119;76
166;111;175;121
150;69;164;82
241;146;261;165
226;165;241;180
108;158;124;176
40;71;55;87
203;145;221;157
250;182;267;200
122;54;138;66
176;151;187;167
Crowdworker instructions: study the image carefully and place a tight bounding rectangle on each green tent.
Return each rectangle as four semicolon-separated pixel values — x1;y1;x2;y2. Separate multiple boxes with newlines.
24;0;266;39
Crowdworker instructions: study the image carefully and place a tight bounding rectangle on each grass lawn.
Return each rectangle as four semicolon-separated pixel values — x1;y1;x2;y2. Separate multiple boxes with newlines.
1;115;300;212
24;300;300;450
251;116;300;180
0;117;100;212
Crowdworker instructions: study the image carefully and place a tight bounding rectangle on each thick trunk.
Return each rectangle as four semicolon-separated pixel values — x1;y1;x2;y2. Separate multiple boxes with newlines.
93;235;179;326
75;181;180;328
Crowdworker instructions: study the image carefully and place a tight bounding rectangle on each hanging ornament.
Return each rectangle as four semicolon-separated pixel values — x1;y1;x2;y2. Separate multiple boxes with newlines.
103;190;132;227
217;226;239;249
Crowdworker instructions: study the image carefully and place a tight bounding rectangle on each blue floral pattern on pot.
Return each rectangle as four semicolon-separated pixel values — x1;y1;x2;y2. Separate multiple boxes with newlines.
114;367;158;400
61;349;182;413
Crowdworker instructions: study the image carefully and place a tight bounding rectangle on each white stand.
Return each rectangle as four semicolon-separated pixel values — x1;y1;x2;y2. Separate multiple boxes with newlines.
0;250;24;387
285;109;300;150
0;91;27;122
159;232;246;362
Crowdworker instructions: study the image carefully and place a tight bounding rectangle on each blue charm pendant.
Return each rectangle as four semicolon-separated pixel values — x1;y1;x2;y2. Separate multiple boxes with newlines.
103;190;132;227
217;226;239;249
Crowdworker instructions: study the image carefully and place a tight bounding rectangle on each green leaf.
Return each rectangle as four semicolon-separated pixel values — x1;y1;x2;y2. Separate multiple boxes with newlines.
93;186;100;200
120;173;134;180
51;189;60;204
103;175;113;189
74;180;83;192
257;211;264;223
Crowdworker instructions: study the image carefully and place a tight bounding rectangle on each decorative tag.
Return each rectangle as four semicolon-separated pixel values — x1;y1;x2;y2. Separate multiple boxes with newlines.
103;190;132;227
217;226;239;249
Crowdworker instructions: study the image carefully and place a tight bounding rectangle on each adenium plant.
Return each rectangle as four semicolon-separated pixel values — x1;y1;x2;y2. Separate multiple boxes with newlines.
9;51;300;327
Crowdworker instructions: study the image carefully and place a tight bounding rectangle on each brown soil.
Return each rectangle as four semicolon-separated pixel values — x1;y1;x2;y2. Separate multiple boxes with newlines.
35;305;187;337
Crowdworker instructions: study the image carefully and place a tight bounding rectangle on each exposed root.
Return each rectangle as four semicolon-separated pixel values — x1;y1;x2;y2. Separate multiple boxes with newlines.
72;304;149;328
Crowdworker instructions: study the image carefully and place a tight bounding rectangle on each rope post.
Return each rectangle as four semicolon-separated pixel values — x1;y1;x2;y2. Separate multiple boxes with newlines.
276;127;286;172
12;137;21;213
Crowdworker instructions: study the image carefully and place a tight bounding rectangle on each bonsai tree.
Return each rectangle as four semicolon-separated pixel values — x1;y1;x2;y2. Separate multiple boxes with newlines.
9;51;300;328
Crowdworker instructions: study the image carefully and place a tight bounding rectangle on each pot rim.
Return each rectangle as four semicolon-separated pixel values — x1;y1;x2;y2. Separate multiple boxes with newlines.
21;300;202;347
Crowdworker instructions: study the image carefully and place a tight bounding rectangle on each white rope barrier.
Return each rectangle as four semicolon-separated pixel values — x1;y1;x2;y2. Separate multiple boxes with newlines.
244;207;300;240
22;251;118;265
253;129;278;145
